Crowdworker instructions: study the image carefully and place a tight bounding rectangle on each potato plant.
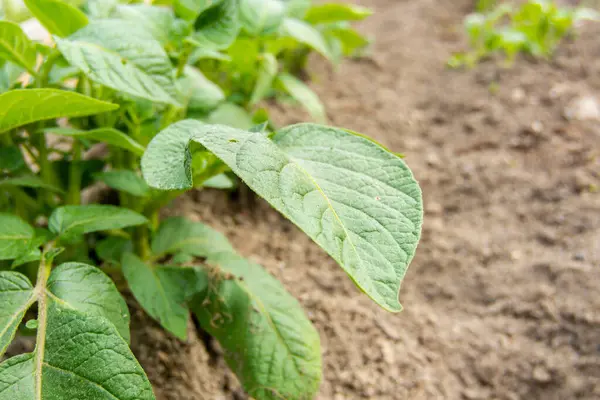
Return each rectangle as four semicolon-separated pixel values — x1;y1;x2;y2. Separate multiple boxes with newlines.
450;0;599;67
0;1;422;399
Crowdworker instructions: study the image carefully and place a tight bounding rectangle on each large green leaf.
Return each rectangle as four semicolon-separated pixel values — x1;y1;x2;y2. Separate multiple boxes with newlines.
304;3;372;25
191;251;322;399
55;20;179;105
0;21;37;73
239;0;285;35
0;271;34;357
44;127;145;156
178;66;224;112
0;214;34;260
121;253;200;340
24;0;88;37
0;175;64;193
95;170;150;198
280;18;332;60
47;262;131;342
151;216;234;259
277;73;325;123
0;299;154;399
0;89;119;134
281;0;310;18
250;53;278;105
48;205;148;238
193;0;240;49
142;121;423;311
113;4;175;45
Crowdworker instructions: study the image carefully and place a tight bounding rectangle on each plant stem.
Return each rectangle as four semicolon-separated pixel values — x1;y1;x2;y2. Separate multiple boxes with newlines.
133;225;151;260
66;141;82;205
33;245;53;399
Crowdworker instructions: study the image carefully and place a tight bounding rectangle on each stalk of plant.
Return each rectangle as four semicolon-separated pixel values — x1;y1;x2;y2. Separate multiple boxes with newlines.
0;1;420;399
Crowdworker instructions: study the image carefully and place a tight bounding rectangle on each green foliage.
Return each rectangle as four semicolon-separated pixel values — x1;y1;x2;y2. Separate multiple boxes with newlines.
450;0;600;67
0;2;422;399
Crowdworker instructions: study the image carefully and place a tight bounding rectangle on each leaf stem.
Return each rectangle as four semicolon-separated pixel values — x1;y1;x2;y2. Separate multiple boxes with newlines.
66;140;82;205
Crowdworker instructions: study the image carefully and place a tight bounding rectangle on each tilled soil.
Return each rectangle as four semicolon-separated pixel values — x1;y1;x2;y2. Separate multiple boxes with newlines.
132;0;600;399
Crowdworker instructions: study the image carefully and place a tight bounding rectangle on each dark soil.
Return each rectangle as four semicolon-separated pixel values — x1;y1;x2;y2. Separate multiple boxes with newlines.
134;0;600;398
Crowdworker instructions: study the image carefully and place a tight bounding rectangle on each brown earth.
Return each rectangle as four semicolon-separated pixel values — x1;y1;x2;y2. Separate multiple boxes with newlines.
132;0;600;399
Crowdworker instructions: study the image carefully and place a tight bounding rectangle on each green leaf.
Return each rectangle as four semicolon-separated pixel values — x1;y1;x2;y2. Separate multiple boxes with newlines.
96;236;132;264
113;4;175;45
47;262;131;342
174;0;219;20
85;0;118;18
0;175;64;193
187;45;231;63
203;173;234;189
239;0;285;35
10;248;41;269
0;214;34;261
0;299;155;399
0;61;25;93
0;89;119;134
48;205;148;238
142;121;423;311
95;170;150;197
280;18;332;61
151;217;234;259
121;253;200;340
304;3;372;25
55;20;179;105
0;21;37;73
207;102;254;129
277;73;326;123
250;53;278;106
43;127;145;156
191;251;321;399
24;0;88;37
193;0;240;50
327;26;370;56
179;66;225;112
0;146;25;172
0;271;34;357
281;0;310;18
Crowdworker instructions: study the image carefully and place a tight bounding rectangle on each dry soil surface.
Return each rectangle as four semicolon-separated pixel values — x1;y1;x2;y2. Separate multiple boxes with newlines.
131;0;600;399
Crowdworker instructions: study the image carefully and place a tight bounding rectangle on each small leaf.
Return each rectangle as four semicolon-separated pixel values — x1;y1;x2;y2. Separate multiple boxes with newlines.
0;213;34;261
151;217;234;259
239;0;285;35
327;26;370;56
142;121;423;311
55;20;179;105
277;73;326;123
25;319;38;330
44;127;145;156
280;18;332;61
193;0;240;50
113;4;175;45
203;173;235;189
10;247;41;269
281;0;311;18
178;66;225;112
0;299;155;399
191;252;322;399
48;205;148;238
250;53;278;106
174;0;218;20
304;3;372;25
0;175;64;193
24;0;88;37
95;170;150;197
207;102;254;129
121;253;200;340
0;271;34;357
0;89;119;134
47;262;131;342
0;21;37;73
0;146;25;172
